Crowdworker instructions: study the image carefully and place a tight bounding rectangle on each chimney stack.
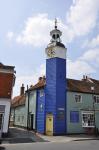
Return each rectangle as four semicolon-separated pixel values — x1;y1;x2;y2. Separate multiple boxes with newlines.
20;84;25;95
82;75;88;81
38;77;43;81
42;75;46;80
83;75;85;80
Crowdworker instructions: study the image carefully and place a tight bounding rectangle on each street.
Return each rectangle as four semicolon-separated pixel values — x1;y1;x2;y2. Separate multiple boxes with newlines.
1;127;45;144
1;140;99;150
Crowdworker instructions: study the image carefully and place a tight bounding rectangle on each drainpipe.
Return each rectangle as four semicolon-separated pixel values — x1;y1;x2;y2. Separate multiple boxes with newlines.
91;86;96;135
27;85;30;130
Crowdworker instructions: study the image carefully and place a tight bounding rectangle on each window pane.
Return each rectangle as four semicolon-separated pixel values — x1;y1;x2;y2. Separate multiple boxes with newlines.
40;89;44;97
70;111;79;123
75;95;82;103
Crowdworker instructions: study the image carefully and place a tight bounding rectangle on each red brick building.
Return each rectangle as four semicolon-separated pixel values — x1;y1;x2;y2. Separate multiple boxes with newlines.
0;63;15;137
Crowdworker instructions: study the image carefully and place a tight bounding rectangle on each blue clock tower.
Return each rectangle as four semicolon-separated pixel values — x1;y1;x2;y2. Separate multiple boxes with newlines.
45;19;67;135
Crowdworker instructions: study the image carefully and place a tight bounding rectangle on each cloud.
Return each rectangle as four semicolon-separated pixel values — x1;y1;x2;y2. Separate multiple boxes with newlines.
13;53;96;96
6;31;14;40
13;63;45;96
81;48;99;66
16;14;53;47
15;14;71;46
66;0;99;37
7;0;99;47
83;35;99;48
11;0;99;96
67;58;95;79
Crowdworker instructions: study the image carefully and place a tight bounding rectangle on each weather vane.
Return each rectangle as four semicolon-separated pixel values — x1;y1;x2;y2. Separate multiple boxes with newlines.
55;18;57;29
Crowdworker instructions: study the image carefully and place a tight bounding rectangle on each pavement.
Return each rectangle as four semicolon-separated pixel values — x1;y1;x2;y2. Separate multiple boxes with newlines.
36;133;99;143
1;127;99;144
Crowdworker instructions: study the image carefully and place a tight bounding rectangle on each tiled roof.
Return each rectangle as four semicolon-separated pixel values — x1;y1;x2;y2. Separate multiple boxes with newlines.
11;94;26;107
24;77;99;94
12;77;99;107
28;77;46;91
67;78;98;94
29;77;99;94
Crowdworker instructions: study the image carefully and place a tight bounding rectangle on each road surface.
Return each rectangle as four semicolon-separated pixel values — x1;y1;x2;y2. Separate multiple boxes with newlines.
1;140;99;150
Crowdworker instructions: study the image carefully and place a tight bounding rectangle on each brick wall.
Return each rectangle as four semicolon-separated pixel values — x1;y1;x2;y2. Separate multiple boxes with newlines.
0;73;14;98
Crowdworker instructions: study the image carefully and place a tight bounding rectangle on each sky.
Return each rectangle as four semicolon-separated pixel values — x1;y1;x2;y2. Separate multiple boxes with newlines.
0;0;99;97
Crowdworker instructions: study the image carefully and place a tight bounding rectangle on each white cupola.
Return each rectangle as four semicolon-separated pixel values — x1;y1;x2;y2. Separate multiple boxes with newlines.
50;18;62;43
45;18;66;59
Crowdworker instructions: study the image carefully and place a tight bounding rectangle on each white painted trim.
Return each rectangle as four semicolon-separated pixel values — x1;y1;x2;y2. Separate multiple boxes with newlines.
0;99;11;134
74;94;82;103
82;111;94;114
0;69;14;74
81;111;95;128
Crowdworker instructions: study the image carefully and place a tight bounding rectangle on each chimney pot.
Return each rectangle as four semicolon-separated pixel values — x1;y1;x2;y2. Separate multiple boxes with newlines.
83;75;85;79
39;77;42;81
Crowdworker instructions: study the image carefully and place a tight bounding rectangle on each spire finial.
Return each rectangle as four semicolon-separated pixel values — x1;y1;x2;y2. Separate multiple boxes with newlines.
55;18;57;29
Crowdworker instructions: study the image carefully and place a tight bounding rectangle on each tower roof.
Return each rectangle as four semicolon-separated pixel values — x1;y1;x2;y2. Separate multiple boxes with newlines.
47;18;65;48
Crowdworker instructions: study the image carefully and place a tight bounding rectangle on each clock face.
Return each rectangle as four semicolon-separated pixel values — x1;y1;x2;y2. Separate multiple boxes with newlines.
47;48;55;57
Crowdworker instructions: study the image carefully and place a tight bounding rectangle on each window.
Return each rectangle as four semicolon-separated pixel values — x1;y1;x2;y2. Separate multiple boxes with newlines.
70;111;79;123
75;94;82;103
22;116;24;122
40;89;44;97
17;116;20;122
93;95;99;103
82;111;94;127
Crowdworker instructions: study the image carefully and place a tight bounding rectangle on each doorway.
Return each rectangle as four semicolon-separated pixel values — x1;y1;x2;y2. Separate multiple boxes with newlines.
0;114;3;137
46;114;53;136
30;114;34;130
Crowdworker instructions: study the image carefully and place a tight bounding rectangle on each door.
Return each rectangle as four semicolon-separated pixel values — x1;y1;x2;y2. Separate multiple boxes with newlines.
0;114;3;138
46;114;53;136
31;114;34;130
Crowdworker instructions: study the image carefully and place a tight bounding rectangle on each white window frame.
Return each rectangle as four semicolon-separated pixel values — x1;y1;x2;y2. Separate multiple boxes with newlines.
82;111;95;128
75;94;82;103
93;95;99;104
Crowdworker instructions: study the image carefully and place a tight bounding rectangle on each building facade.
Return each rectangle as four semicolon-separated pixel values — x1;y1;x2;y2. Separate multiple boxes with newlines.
67;78;99;134
11;77;99;135
11;22;99;135
0;63;15;137
11;84;26;128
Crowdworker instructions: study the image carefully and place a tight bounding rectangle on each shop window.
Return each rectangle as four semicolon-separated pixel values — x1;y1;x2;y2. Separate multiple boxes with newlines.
70;111;79;123
75;94;82;103
82;112;94;127
93;95;99;103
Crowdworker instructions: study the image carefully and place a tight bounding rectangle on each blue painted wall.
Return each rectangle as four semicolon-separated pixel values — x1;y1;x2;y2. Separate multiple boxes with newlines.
46;57;66;135
36;89;45;134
